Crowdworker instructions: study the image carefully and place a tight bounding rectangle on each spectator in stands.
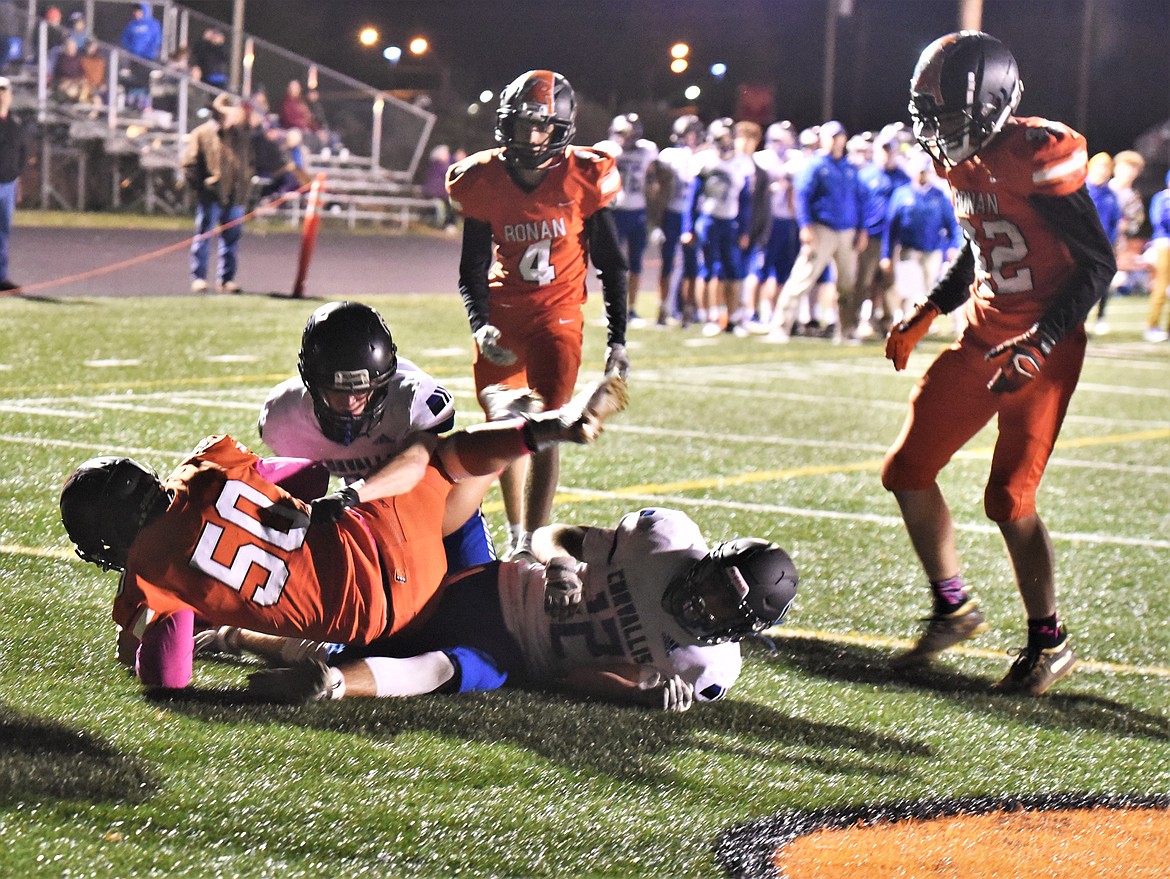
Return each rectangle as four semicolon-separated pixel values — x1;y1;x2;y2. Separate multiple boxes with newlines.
44;6;65;71
305;87;340;151
79;40;108;106
0;1;19;75
421;143;456;231
279;79;314;135
253;124;308;199
0;76;27;292
121;3;161;61
52;36;87;102
66;10;88;49
191;27;228;90
182;93;256;294
120;2;161;111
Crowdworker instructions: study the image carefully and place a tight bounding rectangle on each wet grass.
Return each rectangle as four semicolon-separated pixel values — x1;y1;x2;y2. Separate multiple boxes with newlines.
0;291;1167;877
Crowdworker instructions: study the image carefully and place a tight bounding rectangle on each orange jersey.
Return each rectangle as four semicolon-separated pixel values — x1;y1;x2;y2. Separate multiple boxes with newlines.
114;436;453;646
941;117;1088;342
446;145;621;309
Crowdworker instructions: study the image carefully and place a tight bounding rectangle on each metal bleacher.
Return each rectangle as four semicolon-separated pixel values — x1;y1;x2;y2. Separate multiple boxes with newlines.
21;0;439;229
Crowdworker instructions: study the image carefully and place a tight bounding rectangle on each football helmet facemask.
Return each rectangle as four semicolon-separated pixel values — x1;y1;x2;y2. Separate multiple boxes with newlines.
909;30;1022;166
298;301;398;446
662;538;798;644
496;70;576;170
60;456;171;571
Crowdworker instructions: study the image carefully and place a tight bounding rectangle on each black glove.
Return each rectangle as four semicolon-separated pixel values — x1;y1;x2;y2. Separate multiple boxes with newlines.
309;485;360;524
985;327;1054;394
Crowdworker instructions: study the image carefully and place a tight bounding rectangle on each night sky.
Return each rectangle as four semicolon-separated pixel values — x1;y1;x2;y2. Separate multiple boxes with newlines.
182;0;1168;158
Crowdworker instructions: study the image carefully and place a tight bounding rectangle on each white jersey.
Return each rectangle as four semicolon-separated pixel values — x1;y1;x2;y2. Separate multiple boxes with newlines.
498;508;742;701
257;357;454;482
657;145;701;214
695;151;755;220
596;138;659;212
754;147;799;220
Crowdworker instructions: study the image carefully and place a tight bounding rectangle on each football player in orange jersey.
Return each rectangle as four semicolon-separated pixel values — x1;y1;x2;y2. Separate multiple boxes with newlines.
446;70;629;560
59;374;628;692
881;32;1115;695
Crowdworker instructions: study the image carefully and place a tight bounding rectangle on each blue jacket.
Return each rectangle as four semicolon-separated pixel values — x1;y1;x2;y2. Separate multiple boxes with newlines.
1151;180;1170;243
884;182;960;259
794;152;868;232
1087;181;1123;246
121;3;161;60
859;163;911;236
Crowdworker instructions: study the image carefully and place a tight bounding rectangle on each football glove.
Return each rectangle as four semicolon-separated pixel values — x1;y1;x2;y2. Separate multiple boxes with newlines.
885;301;941;371
473;324;518;366
309;485;360;524
985;327;1054;394
652;674;695;712
604;343;630;381
193;625;240;657
248;658;344;704
543;556;584;620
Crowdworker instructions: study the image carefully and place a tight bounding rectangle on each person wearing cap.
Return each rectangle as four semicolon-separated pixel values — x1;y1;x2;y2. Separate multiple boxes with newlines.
0;74;26;292
181;93;257;293
767;120;871;343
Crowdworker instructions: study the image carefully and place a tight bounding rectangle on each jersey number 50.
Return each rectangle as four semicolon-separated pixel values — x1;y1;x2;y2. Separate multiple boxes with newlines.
189;479;309;606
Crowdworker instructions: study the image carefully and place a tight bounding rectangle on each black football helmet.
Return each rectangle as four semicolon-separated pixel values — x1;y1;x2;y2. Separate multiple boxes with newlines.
909;30;1022;166
662;538;798;644
495;70;576;169
60;456;171;571
298;301;398;446
671;113;704;146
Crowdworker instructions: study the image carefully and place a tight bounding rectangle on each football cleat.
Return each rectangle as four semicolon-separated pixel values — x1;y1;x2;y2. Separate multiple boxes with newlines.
891;598;988;668
992;627;1076;696
478;384;545;421
523;373;629;449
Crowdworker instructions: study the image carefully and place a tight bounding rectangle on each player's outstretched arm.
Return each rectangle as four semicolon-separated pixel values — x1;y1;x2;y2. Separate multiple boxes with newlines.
558;663;695;711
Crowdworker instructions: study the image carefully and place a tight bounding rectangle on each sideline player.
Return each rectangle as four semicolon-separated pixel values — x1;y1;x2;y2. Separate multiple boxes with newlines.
231;509;799;713
60;374;629;691
446;70;629;559
882;31;1116;695
258;300;494;567
596;113;659;324
653;114;706;325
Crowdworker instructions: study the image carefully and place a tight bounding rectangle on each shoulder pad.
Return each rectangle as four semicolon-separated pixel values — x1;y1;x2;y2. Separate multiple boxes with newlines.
445;149;497;190
1015;118;1087;193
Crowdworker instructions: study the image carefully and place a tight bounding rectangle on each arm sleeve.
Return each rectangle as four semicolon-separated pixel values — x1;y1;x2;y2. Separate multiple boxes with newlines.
457;217;495;332
926;239;975;314
587;207;630;347
1029;186;1118;342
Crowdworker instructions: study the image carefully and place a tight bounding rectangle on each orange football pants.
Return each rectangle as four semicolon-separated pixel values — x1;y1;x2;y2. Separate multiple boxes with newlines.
473;302;585;411
881;327;1087;522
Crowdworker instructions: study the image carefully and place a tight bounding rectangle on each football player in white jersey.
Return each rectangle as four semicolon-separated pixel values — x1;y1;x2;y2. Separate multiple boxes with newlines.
235;509;799;712
683;118;757;335
259;301;495;567
653;114;706;325
596;113;660;323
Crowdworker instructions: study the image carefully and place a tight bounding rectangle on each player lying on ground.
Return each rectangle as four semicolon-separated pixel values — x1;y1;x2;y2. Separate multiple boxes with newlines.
60;374;628;690
200;508;798;713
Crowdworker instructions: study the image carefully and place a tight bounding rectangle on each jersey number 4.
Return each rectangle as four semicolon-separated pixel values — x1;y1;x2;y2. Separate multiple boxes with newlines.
189;479;309;607
518;239;556;285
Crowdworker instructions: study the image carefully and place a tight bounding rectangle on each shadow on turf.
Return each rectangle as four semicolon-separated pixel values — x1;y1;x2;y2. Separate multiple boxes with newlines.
0;707;159;805
759;635;1170;741
148;684;931;782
